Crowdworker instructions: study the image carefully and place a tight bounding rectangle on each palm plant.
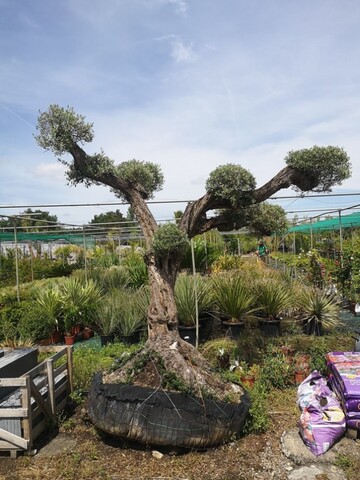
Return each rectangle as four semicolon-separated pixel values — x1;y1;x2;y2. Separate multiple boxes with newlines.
174;274;214;327
212;274;257;323
297;288;341;335
59;277;103;335
36;286;63;333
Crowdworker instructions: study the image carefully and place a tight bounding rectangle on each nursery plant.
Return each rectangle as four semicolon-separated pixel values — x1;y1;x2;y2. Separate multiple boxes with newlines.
35;104;351;446
212;273;257;323
253;278;294;320
174;274;214;327
297;287;341;336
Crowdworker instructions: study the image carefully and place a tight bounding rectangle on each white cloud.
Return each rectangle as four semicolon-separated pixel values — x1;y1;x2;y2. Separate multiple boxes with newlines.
170;40;196;63
34;163;66;180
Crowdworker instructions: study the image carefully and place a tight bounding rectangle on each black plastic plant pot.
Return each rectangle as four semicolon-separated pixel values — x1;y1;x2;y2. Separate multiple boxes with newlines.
178;325;198;346
88;373;250;449
221;320;245;340
100;334;115;347
119;331;141;346
258;319;281;337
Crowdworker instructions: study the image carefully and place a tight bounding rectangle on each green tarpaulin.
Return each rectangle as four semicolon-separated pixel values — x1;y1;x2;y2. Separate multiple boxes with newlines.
0;232;95;247
289;211;360;233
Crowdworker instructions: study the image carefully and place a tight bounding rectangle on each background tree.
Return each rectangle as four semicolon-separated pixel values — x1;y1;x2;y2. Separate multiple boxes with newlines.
0;209;59;231
35;104;351;399
89;209;125;225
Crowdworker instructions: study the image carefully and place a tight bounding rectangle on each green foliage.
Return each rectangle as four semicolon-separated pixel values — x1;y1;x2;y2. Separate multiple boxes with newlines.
0;300;53;342
113;287;147;337
212;274;257;322
152;223;188;259
114;159;164;200
200;337;237;368
253;278;294;319
35;104;94;156
175;274;214;326
72;342;141;393
206;164;256;207
35;277;103;334
211;253;244;272
180;237;222;272
298;288;341;333
244;382;269;434
74;266;129;292
121;251;148;288
259;347;295;390
248;203;288;236
285;145;351;192
89;209;125;225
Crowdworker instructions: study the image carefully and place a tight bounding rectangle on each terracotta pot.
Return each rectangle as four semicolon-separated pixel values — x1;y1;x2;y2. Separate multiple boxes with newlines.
50;329;62;344
240;374;255;389
82;328;94;340
71;325;82;335
294;370;308;385
64;334;76;346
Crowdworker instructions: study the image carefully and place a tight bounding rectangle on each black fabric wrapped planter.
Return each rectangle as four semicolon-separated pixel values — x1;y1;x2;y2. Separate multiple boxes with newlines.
88;373;250;449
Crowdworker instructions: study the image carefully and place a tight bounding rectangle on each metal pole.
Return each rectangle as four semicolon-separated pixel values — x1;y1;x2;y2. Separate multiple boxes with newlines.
191;239;199;349
83;226;88;282
203;234;208;271
13;220;20;303
310;221;313;250
339;210;342;255
338;210;343;267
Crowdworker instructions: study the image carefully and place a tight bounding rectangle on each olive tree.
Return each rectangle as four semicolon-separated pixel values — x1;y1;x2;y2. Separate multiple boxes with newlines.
35;105;351;398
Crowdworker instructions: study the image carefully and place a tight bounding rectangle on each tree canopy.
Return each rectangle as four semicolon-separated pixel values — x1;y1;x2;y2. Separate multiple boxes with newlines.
35;104;352;245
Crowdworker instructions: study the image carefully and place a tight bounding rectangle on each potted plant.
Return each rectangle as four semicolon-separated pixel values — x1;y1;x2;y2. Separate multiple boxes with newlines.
174;274;214;345
114;287;147;346
59;277;103;345
200;337;237;370
253;278;294;336
35;286;63;344
297;287;341;336
230;361;259;389
212;274;257;339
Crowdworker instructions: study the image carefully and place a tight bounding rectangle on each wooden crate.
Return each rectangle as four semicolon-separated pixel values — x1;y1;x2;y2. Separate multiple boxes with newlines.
0;346;73;458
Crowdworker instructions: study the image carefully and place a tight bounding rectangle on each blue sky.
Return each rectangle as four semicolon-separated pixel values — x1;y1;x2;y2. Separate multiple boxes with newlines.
1;0;360;226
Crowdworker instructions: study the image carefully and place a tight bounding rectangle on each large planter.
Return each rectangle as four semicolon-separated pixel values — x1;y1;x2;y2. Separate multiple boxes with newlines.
199;316;214;342
178;325;198;346
221;320;245;340
302;319;323;336
258;319;281;337
100;334;115;347
88;373;250;449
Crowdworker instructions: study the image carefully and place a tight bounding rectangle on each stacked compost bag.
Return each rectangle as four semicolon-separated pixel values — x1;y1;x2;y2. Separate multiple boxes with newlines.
297;371;346;455
327;352;360;431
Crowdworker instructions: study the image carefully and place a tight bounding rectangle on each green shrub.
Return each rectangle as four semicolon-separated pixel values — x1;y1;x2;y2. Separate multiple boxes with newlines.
259;347;295;390
72;342;141;393
244;382;269;434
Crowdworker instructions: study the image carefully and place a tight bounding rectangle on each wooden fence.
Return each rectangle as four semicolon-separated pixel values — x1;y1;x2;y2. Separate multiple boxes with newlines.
0;345;73;457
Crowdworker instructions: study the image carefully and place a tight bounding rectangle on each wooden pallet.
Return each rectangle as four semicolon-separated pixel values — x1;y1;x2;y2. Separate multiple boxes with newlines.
0;346;73;457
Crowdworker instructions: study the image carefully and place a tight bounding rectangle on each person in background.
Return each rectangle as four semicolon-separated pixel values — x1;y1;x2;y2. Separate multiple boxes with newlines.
257;240;269;260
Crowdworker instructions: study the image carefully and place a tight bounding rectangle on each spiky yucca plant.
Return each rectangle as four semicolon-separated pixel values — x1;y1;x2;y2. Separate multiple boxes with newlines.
298;288;341;335
174;274;214;327
253;279;294;320
212;274;257;323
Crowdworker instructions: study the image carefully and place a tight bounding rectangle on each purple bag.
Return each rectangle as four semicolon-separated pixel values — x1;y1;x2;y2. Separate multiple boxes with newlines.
297;371;346;456
329;361;360;398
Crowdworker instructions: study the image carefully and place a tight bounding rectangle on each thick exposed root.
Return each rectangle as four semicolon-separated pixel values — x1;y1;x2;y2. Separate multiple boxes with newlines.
104;334;244;402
